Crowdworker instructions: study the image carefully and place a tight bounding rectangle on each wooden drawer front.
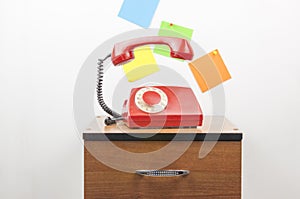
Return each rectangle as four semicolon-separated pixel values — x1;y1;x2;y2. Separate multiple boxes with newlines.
84;141;241;199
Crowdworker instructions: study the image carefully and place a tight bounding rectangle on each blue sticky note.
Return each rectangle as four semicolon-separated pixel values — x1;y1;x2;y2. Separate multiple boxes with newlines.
118;0;160;28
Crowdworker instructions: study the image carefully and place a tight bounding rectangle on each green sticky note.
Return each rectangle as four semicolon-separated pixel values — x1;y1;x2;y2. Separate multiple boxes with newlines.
154;21;194;59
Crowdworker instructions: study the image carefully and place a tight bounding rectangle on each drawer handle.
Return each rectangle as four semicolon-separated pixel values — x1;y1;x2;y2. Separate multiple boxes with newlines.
136;170;189;177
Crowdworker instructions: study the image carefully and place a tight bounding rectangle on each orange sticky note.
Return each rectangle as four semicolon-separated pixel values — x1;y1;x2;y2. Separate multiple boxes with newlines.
188;50;231;92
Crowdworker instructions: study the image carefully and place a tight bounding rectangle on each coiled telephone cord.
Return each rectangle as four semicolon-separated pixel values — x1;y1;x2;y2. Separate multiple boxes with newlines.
97;54;122;125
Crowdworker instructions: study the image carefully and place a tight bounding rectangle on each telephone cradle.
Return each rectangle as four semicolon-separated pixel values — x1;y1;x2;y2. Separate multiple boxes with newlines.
122;86;203;128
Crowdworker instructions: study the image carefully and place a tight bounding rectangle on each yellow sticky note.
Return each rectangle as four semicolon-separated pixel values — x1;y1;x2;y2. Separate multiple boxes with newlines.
188;50;231;92
122;46;159;82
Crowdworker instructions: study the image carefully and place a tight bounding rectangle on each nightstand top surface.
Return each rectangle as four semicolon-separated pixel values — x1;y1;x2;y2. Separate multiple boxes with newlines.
83;116;242;141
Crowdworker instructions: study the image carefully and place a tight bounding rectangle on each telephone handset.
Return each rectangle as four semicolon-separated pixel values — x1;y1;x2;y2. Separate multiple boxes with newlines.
111;36;194;65
97;36;203;128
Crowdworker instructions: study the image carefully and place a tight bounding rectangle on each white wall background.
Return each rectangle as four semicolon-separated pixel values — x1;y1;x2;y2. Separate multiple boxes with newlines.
0;0;299;198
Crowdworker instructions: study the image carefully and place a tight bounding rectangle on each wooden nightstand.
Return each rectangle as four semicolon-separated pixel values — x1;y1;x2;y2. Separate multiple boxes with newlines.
83;116;242;199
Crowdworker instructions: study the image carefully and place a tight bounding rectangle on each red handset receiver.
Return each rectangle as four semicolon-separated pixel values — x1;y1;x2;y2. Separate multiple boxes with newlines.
111;36;194;65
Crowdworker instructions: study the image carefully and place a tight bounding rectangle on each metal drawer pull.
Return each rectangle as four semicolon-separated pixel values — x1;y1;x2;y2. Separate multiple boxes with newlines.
136;170;189;177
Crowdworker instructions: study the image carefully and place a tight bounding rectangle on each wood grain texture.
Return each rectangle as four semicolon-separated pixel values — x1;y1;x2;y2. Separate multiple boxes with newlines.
84;141;241;199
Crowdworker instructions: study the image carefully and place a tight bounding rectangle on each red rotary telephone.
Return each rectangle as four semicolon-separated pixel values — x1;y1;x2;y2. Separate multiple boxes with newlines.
97;36;203;128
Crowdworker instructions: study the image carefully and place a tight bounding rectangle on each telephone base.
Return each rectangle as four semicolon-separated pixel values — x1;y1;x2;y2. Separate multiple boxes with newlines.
122;86;203;129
